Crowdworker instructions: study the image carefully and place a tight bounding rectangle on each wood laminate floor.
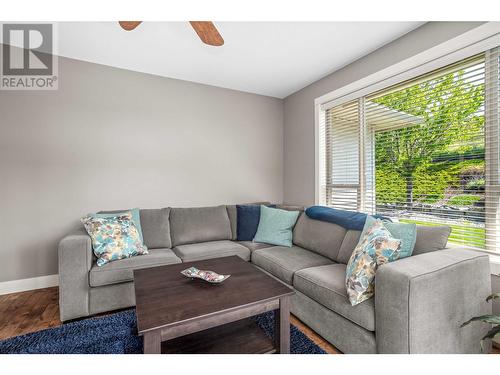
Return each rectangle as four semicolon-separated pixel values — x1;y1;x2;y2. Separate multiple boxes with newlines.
0;287;340;353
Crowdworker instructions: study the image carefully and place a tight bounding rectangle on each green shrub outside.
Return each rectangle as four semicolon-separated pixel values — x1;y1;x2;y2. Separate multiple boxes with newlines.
376;159;485;205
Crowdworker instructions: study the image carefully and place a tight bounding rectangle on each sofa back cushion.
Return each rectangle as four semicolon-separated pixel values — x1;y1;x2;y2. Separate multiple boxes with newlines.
98;208;171;249
275;204;306;211
292;212;347;261
335;224;451;262
337;229;362;264
139;208;172;249
170;205;232;247
226;205;237;240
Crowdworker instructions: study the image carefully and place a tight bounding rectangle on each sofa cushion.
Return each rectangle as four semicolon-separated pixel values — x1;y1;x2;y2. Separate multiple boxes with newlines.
237;241;275;252
89;248;181;287
226;205;238;240
412;225;452;255
170;205;232;247
275;204;306;211
173;240;250;262
337;224;452;262
98;208;170;249
139;208;171;249
293;213;347;261
251;246;332;284
293;264;375;331
337;230;362;264
237;241;274;251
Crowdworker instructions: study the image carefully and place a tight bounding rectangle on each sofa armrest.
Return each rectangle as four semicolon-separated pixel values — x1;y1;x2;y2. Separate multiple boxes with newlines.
58;229;94;321
375;249;492;353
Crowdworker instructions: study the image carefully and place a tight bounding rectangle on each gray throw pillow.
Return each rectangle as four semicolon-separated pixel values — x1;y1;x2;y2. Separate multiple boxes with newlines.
412;225;452;255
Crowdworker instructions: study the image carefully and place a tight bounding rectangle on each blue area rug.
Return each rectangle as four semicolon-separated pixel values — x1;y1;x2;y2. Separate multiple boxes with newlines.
0;310;325;354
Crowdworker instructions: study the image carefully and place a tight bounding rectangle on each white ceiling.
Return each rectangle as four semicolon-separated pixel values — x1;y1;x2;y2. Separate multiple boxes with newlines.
55;22;424;98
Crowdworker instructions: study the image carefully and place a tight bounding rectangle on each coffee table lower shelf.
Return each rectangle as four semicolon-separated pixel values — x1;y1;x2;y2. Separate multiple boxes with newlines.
160;318;276;354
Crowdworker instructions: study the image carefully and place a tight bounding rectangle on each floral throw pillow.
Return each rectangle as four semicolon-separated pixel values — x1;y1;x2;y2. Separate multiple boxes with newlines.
345;219;402;306
81;213;148;266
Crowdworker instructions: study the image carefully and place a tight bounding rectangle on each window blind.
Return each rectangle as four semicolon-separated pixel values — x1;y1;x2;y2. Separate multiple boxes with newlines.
324;100;360;211
320;47;500;251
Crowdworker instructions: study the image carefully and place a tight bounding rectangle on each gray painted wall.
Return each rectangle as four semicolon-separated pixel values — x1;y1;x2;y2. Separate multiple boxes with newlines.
0;55;284;282
282;21;486;206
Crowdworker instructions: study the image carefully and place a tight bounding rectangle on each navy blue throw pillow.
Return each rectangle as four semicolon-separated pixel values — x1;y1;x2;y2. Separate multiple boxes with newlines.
236;204;276;241
305;206;391;231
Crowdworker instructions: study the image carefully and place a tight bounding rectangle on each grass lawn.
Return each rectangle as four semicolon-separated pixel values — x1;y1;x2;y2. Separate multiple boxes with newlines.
447;194;482;207
400;219;485;249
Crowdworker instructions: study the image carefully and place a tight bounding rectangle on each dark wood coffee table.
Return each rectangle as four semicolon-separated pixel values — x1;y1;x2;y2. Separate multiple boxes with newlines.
133;255;295;354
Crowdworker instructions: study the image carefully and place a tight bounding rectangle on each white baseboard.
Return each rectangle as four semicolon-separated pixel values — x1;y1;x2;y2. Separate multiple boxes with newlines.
0;274;59;295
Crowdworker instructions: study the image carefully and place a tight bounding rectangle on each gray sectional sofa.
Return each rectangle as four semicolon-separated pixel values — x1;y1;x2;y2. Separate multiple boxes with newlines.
58;204;492;353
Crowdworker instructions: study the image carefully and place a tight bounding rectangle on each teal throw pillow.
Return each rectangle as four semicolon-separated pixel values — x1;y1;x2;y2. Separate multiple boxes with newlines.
253;205;300;247
93;208;144;243
361;215;416;258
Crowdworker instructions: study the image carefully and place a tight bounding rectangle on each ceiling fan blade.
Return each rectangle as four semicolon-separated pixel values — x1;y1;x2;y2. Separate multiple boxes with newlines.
118;21;142;31
189;21;224;46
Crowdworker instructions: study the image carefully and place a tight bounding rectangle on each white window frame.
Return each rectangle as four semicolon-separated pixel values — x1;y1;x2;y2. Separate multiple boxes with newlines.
314;22;500;260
